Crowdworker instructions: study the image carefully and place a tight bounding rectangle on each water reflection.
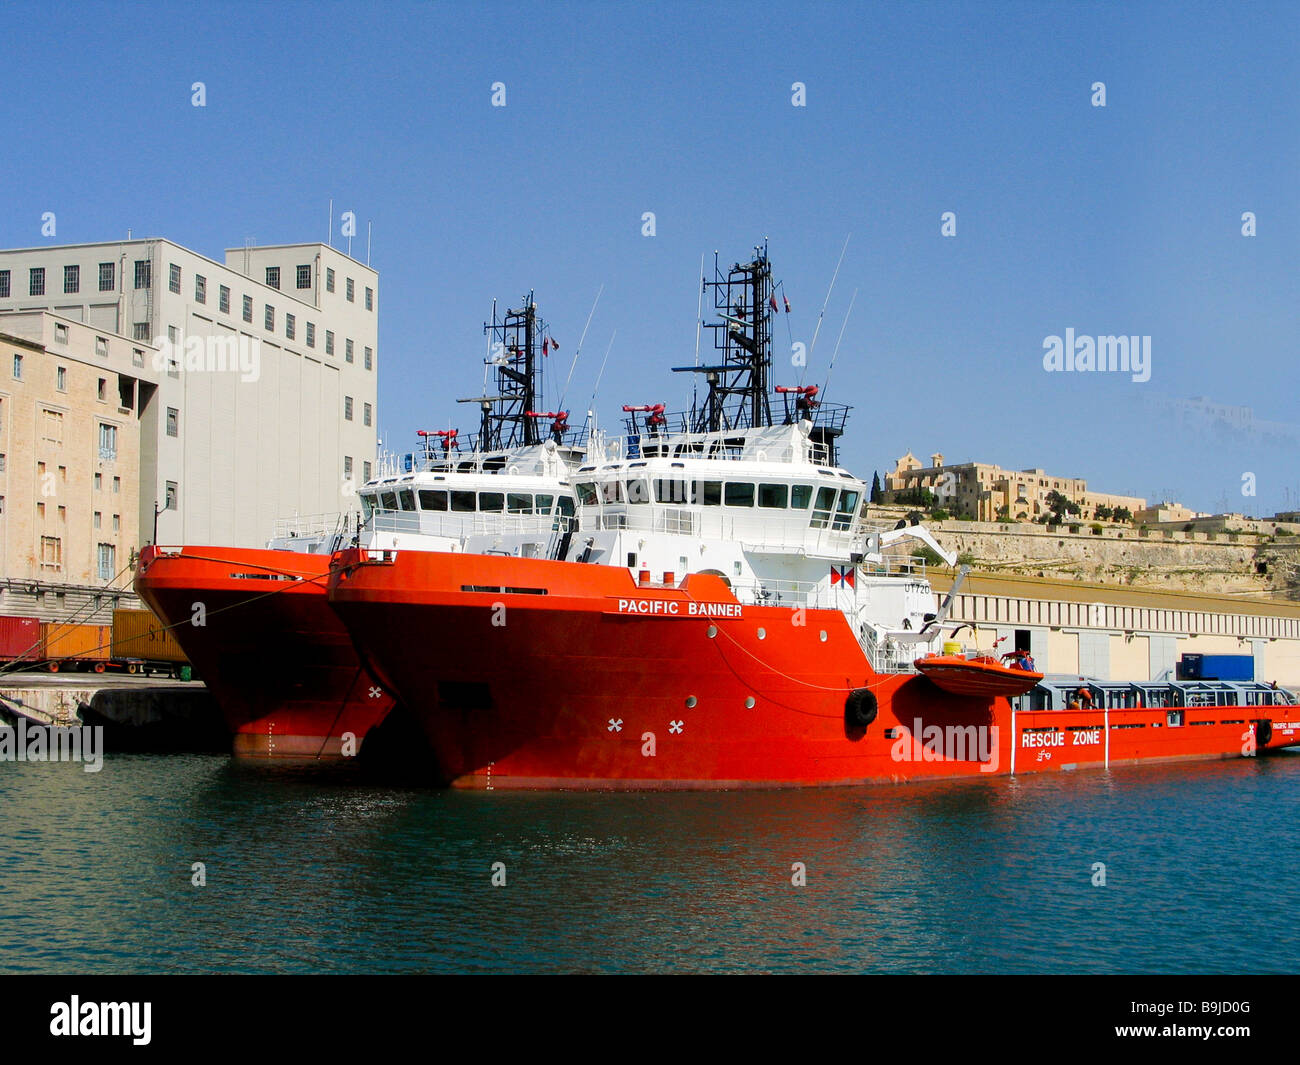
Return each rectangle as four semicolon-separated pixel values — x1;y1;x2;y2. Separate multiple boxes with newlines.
1;752;1298;972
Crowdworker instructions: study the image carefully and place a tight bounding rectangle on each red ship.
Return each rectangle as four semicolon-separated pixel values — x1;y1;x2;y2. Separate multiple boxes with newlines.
134;294;583;760
326;244;1300;788
135;543;390;759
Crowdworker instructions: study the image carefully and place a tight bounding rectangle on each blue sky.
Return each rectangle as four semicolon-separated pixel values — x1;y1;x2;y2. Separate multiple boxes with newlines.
5;0;1297;515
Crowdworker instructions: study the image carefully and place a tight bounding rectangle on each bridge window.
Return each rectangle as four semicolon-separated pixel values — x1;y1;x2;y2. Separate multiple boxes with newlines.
419;489;448;511
360;494;374;520
479;492;504;513
699;481;722;506
398;489;415;511
575;483;598;506
535;493;554;514
832;490;860;529
725;482;755;507
758;483;788;509
451;491;476;512
626;478;651;504
601;480;624;503
379;491;398;511
655;477;691;504
558;497;575;516
791;484;813;509
507;493;534;514
811;486;836;528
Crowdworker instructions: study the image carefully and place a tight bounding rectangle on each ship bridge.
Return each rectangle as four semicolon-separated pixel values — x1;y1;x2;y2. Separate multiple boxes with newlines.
573;420;868;559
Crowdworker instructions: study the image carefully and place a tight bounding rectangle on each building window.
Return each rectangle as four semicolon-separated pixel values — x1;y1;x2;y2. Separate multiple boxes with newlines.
133;323;150;340
113;476;120;493
113;514;120;532
264;305;274;330
94;511;102;530
219;285;230;313
346;278;355;302
363;461;372;482
97;378;107;401
364;346;373;371
56;366;66;391
167;356;179;379
344;396;353;420
99;262;115;291
0;454;5;472
344;455;353;479
64;264;79;294
165;481;177;510
266;266;280;290
325;330;334;355
296;264;311;289
168;263;181;294
195;274;206;303
326;267;335;293
29;267;45;296
166;407;178;437
55;322;68;344
242;295;253;323
134;260;151;289
41;536;62;569
363;402;371;427
94;335;107;357
306;322;315;348
0;269;9;298
285;313;295;340
57;504;66;522
132;348;144;366
42;409;63;443
99;423;117;461
12;354;22;380
345;338;353;363
94;473;102;491
97;543;115;581
365;286;373;310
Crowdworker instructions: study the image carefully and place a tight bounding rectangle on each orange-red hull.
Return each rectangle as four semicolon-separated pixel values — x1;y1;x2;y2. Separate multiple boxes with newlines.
327;549;1299;789
135;545;395;760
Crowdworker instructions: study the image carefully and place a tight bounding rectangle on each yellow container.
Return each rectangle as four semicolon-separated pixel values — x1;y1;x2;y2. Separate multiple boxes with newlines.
111;608;187;663
41;621;111;661
942;641;962;656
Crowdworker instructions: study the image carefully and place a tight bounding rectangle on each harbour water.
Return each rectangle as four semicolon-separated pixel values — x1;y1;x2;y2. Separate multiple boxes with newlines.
2;751;1298;974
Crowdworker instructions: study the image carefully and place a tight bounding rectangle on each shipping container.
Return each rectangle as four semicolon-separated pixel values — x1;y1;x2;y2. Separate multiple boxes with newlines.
41;622;111;666
1178;653;1254;681
1200;654;1255;681
111;608;188;664
0;615;42;661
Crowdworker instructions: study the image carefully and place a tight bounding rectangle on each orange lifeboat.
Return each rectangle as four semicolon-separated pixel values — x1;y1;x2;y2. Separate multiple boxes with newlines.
914;653;1044;698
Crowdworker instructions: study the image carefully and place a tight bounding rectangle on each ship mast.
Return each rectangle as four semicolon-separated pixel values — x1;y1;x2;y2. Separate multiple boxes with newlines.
672;241;775;433
459;291;549;451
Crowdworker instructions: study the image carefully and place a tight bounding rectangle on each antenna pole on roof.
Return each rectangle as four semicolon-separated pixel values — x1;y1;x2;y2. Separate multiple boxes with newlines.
589;329;617;412
804;232;850;386
558;284;603;412
819;286;857;409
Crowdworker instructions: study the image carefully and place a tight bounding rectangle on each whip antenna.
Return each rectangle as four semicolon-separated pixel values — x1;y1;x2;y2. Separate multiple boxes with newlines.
804;233;850;386
557;284;603;411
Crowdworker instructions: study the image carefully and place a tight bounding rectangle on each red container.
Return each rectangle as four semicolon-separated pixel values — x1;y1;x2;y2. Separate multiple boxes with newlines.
0;615;43;661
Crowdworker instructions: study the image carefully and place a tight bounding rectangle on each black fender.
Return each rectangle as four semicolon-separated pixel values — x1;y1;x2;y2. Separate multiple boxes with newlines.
845;687;878;728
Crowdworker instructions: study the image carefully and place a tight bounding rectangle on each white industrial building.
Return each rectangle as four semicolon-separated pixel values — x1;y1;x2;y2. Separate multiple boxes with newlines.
0;238;378;548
